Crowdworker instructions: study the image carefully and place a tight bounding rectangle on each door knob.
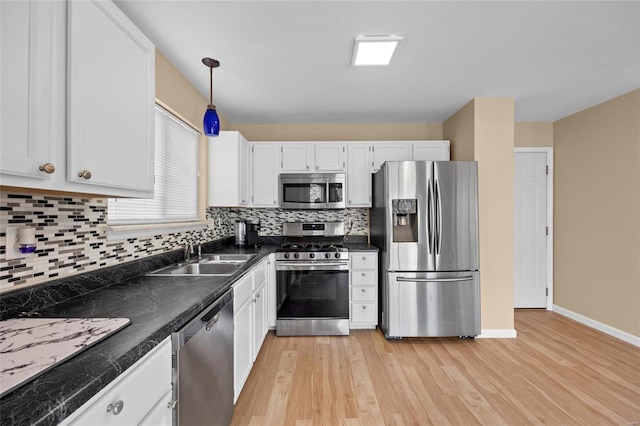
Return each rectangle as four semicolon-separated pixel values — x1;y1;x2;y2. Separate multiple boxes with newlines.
78;170;92;180
38;163;55;174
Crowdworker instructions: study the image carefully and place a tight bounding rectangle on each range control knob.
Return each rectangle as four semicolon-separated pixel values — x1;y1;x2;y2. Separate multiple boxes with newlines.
284;253;290;259
294;253;300;259
335;252;341;259
325;253;331;259
309;253;315;259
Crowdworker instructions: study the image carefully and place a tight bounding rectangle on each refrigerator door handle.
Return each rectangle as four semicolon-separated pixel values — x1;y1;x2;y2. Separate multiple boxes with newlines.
396;276;474;283
427;179;434;254
435;179;442;254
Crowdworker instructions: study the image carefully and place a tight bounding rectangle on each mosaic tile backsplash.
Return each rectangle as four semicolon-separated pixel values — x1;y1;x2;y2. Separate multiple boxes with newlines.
0;191;368;291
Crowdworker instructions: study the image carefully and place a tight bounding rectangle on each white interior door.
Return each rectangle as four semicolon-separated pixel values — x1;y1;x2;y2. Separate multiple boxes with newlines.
514;152;548;308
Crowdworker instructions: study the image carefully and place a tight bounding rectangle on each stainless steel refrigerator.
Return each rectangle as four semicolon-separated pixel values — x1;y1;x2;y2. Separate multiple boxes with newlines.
371;161;480;338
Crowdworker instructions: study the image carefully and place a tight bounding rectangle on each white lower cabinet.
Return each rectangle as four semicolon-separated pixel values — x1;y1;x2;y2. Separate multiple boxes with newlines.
60;338;172;426
266;254;277;329
349;252;379;329
233;257;270;403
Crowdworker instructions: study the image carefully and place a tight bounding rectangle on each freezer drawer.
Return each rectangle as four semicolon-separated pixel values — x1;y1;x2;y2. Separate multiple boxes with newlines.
383;271;480;338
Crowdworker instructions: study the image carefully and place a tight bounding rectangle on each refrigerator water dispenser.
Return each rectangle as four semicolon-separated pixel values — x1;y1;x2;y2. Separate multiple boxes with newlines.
392;199;418;242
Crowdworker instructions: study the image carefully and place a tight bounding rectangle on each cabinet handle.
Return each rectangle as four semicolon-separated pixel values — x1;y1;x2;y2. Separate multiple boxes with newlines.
107;400;124;415
78;170;92;180
256;293;260;299
38;163;55;174
253;298;257;303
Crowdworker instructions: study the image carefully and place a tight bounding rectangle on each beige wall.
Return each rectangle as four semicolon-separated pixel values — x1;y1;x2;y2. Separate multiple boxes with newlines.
553;89;640;337
514;122;554;147
443;98;515;331
155;50;224;218
232;123;443;141
443;100;475;161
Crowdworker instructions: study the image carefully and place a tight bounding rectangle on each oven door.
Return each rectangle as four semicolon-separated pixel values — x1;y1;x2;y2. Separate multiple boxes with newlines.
276;261;349;320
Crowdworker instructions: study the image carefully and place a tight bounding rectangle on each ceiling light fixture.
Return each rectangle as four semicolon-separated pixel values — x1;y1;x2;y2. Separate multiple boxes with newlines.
202;57;220;137
352;35;403;66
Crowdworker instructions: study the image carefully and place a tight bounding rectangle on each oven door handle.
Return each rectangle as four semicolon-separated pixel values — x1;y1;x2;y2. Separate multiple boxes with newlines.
276;261;349;271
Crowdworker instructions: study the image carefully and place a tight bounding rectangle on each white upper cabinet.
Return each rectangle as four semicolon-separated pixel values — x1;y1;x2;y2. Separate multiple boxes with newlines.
0;0;155;198
250;143;280;207
281;143;313;172
346;144;372;207
67;0;155;193
0;0;55;181
314;143;346;172
370;142;411;172
209;131;250;206
412;141;450;161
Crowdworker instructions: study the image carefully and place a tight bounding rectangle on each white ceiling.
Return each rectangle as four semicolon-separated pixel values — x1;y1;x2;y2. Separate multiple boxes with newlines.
113;1;640;124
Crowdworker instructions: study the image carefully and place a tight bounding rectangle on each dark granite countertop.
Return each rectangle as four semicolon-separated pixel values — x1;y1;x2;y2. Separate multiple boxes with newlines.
343;242;379;252
0;244;277;426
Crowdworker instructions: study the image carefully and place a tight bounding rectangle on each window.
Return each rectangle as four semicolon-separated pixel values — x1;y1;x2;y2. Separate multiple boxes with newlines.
108;105;199;225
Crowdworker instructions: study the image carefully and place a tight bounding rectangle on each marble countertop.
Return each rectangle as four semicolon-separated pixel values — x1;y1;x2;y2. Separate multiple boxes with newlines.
0;317;131;398
0;245;276;426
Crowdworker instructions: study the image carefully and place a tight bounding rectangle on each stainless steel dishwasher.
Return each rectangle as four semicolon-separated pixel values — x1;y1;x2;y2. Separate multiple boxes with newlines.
172;289;234;426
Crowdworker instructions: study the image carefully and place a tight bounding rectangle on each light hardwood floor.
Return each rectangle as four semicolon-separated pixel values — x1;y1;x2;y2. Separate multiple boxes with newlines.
231;310;640;425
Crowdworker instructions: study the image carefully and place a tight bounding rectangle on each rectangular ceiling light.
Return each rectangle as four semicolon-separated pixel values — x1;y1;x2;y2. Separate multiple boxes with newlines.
352;35;403;66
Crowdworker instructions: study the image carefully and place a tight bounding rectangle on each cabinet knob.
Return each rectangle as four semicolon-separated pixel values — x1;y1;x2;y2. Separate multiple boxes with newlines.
78;170;92;180
348;200;352;204
361;288;366;293
38;163;56;174
362;272;366;277
306;165;310;170
362;256;366;260
362;305;367;310
256;293;260;299
273;200;277;204
107;400;124;415
315;166;319;170
167;400;177;410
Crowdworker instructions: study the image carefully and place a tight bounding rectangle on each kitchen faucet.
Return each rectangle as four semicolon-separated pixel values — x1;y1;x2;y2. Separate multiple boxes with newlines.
184;242;193;261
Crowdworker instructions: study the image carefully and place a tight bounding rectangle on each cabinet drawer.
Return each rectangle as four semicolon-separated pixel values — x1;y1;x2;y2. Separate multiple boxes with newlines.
351;270;377;286
253;262;267;289
233;273;254;310
351;303;377;323
64;338;171;426
350;253;377;271
351;286;376;302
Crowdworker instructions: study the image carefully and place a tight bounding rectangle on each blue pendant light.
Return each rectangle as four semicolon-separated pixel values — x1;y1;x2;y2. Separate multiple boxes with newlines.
202;57;220;137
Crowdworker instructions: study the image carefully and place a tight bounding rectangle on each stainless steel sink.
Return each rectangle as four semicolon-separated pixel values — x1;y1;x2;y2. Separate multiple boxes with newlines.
149;262;242;276
201;254;256;263
147;253;256;276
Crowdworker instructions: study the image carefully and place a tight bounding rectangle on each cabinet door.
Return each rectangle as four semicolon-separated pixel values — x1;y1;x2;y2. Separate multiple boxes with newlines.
251;143;280;207
281;143;313;172
412;141;450;161
138;389;172;426
209;131;249;207
346;144;372;207
371;142;411;172
314;143;346;172
239;140;250;206
266;255;277;328
0;0;55;180
67;0;154;193
234;298;253;402
251;283;267;362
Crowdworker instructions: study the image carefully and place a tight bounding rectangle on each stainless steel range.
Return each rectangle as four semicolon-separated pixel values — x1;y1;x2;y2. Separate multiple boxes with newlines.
276;222;350;336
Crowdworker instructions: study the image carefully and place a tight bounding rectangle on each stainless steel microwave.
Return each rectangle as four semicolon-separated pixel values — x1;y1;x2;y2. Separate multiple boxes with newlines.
279;173;346;209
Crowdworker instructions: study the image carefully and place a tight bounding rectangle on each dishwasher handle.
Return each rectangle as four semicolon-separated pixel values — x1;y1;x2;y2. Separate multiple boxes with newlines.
176;288;233;347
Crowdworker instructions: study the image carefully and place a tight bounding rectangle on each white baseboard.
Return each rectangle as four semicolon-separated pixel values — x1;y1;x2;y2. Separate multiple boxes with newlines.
553;305;640;348
477;329;517;338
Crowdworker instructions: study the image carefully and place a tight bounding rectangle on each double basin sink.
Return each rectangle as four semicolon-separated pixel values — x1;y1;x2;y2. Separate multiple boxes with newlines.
148;254;256;277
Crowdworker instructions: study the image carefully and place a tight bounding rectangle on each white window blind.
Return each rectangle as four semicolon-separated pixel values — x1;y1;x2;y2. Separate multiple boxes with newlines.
108;106;199;225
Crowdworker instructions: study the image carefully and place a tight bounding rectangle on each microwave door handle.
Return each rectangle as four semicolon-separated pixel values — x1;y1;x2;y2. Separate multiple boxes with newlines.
325;179;329;208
